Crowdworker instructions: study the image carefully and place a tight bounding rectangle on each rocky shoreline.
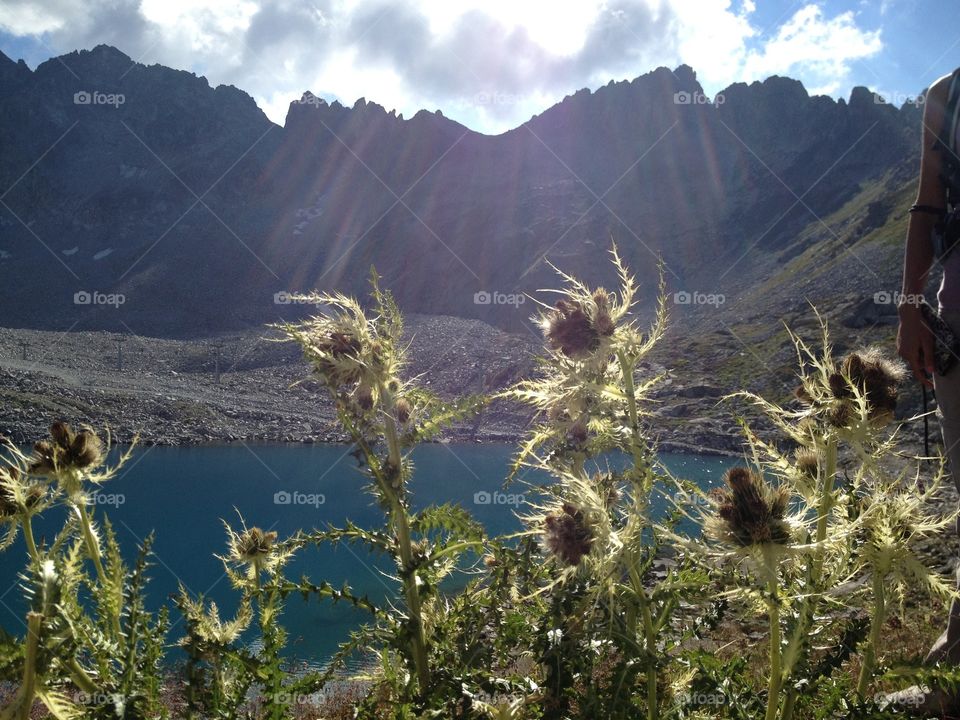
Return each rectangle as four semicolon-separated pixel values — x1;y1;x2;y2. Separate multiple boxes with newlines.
0;318;752;456
0;313;934;464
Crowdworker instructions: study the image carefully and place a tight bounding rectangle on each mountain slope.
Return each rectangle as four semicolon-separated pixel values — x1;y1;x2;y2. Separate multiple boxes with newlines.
0;45;922;338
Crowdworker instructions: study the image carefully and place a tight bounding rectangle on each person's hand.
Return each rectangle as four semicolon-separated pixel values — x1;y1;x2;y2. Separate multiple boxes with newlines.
897;304;934;388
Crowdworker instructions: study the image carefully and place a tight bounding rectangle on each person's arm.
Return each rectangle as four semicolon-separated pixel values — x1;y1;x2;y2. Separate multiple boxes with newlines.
898;74;951;388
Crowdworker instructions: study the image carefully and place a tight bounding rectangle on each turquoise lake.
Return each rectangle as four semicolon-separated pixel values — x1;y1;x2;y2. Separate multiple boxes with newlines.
0;444;736;668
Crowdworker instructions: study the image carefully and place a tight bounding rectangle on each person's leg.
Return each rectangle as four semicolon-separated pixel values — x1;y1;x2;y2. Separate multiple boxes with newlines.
925;309;960;665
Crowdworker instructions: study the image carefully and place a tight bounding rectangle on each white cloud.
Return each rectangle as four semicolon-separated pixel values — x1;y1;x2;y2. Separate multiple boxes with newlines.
740;6;883;93
0;0;885;133
0;0;71;35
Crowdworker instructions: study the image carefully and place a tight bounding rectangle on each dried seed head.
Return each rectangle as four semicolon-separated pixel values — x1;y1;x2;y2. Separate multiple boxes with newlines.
325;331;361;358
29;423;103;476
395;398;412;424
828;400;852;428
592;288;616;337
839;349;905;423
0;481;46;518
0;489;16;518
544;502;594;566
311;329;365;387
828;372;850;399
23;484;45;510
50;421;72;448
29;441;56;476
712;467;791;547
70;431;103;469
355;385;374;411
544;300;601;358
794;448;820;478
232;527;277;565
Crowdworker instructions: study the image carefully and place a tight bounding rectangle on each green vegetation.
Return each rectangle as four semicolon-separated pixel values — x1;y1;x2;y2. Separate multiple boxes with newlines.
0;250;955;719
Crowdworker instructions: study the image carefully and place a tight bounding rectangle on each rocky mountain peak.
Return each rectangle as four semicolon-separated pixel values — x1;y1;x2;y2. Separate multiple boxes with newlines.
0;44;922;338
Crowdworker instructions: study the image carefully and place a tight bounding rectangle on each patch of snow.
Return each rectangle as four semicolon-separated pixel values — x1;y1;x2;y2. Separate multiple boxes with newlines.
93;248;114;260
62;246;79;256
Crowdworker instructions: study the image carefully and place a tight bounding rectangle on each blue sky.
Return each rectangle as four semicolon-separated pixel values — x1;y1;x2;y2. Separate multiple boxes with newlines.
0;1;957;134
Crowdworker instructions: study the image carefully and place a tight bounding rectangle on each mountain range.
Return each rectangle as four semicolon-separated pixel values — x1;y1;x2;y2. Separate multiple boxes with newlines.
0;44;923;338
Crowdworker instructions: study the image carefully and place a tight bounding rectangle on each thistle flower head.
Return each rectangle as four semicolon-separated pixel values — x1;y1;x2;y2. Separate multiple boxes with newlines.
0;466;47;519
708;467;792;548
279;281;405;409
539;287;622;359
229;525;277;564
792;343;906;435
0;450;50;550
543;300;602;359
395;397;412;424
793;448;820;478
544;502;594;566
506;247;669;477
534;246;639;362
29;422;103;477
837;348;905;424
220;517;285;582
591;288;616;337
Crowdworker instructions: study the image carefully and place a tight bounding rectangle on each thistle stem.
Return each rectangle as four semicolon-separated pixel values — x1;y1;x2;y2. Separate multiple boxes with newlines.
22;515;39;563
620;349;657;719
811;438;838;576
625;558;658;720
75;503;107;585
640;595;659;720
384;414;430;693
66;657;98;695
75;502;121;639
617;350;646;469
765;569;782;720
16;612;42;720
856;571;886;696
780;437;837;720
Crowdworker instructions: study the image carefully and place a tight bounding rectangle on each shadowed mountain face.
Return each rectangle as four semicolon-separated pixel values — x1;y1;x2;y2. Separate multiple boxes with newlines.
0;45;921;337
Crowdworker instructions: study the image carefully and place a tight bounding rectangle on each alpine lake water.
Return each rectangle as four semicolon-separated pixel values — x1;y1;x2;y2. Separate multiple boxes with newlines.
0;443;736;671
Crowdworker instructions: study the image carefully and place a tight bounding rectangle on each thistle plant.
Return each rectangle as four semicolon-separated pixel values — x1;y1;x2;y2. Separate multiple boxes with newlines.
1;258;953;720
699;466;804;720
509;246;666;479
179;515;378;719
26;423;127;602
505;247;708;720
281;272;491;711
844;459;958;696
0;445;51;562
705;314;949;720
0;425;169;720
